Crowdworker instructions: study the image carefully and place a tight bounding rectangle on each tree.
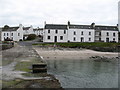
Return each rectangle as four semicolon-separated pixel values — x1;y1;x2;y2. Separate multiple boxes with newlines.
26;34;36;40
3;25;9;31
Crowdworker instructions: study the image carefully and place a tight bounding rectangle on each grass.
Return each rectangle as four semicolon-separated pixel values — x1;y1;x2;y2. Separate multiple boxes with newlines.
33;42;120;48
15;57;43;72
2;79;24;88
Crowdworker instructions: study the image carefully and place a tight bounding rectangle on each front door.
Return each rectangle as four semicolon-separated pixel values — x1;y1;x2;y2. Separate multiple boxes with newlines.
81;37;84;42
54;36;57;42
106;38;109;42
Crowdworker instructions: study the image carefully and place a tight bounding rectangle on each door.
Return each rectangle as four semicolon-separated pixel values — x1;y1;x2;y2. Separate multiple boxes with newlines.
81;37;84;42
54;36;57;42
106;38;109;42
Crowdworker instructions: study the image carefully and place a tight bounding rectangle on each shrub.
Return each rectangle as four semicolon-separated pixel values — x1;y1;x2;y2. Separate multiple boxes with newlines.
26;34;36;40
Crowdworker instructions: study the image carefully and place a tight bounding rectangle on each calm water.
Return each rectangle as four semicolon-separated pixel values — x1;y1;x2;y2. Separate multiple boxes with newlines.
46;59;118;88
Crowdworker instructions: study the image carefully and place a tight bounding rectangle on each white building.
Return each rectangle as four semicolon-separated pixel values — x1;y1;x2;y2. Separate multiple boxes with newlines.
23;26;34;40
1;24;24;41
68;22;95;42
43;24;68;42
33;28;43;36
95;25;118;42
43;22;119;43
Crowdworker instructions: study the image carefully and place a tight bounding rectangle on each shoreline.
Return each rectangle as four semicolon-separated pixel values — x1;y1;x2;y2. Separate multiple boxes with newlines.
34;46;119;61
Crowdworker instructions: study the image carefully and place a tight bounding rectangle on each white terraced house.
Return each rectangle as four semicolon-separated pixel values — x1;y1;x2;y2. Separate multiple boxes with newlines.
33;28;43;37
1;24;44;41
43;21;119;43
23;25;34;40
1;24;24;41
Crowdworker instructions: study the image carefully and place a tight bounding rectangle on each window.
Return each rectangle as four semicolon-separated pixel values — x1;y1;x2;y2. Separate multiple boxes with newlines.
11;33;13;36
48;30;50;33
60;36;63;40
99;38;101;41
73;37;76;41
11;37;13;40
113;33;115;37
106;32;109;36
74;31;76;35
7;33;8;36
48;36;50;39
18;33;20;36
81;31;83;35
4;33;5;36
113;38;115;41
99;32;101;36
55;30;58;34
89;32;91;35
89;38;91;41
64;30;66;34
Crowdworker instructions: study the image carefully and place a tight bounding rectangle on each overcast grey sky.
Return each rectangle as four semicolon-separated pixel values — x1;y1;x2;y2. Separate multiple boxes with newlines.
0;0;119;28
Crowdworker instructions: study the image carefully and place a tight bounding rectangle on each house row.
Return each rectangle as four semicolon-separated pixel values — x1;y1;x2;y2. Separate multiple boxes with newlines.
1;24;43;41
0;22;119;42
43;21;119;43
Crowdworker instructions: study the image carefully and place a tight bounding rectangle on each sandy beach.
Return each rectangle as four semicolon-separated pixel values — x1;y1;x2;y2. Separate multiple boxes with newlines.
33;46;119;60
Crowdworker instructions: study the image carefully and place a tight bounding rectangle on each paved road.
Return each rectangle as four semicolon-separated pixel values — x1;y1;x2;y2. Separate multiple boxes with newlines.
1;40;43;81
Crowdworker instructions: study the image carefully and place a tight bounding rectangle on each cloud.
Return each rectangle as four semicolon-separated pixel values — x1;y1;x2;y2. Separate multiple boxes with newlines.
0;0;119;27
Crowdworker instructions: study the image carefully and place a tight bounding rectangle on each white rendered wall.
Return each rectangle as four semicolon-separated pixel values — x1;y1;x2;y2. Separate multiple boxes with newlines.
43;29;68;42
68;29;95;42
101;31;118;42
2;25;24;41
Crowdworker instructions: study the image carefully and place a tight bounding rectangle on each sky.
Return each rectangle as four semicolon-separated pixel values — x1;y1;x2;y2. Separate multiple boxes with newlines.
0;0;119;28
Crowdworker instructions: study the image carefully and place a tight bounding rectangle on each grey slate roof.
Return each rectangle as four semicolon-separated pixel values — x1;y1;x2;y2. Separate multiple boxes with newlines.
69;25;92;29
23;27;30;30
33;28;43;31
95;26;118;31
45;24;68;30
2;27;19;31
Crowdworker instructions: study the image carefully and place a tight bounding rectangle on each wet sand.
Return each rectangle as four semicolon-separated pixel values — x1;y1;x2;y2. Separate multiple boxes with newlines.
34;47;119;60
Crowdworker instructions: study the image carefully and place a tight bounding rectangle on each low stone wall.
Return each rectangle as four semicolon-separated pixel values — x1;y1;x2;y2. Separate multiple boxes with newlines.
1;43;14;50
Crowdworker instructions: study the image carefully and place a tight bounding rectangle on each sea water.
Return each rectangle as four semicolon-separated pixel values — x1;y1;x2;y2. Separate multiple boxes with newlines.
46;59;118;88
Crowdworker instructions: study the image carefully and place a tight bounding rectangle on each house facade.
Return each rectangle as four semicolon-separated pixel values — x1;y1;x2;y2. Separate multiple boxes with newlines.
34;28;43;36
23;26;34;40
43;24;68;42
1;24;24;41
95;26;118;42
43;22;119;43
1;24;44;41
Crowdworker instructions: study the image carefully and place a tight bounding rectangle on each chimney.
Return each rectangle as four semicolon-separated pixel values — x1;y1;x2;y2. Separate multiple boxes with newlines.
19;24;22;28
44;21;46;25
68;21;70;26
117;24;119;28
91;23;95;29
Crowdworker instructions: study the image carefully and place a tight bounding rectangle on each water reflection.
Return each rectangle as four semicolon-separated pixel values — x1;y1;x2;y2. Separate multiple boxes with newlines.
46;59;118;88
